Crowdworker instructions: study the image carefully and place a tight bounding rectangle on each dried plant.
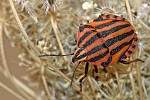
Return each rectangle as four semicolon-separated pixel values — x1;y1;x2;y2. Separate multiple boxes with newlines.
0;0;150;100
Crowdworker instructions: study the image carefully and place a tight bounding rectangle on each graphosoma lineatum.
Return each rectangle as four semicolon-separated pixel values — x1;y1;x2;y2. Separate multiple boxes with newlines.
72;14;138;67
39;14;143;92
71;14;143;91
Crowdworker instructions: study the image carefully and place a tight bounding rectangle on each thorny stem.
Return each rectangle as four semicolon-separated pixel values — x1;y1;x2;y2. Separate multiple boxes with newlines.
8;0;92;100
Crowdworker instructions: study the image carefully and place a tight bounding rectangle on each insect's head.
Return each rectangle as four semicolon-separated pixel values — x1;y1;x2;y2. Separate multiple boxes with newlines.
72;47;87;62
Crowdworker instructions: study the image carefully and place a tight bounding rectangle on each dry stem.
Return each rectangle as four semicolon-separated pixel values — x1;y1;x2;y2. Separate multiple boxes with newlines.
50;15;67;61
129;72;137;100
41;65;52;100
8;0;92;99
125;0;144;99
0;15;35;100
115;72;124;100
136;18;150;33
0;82;26;100
125;0;133;24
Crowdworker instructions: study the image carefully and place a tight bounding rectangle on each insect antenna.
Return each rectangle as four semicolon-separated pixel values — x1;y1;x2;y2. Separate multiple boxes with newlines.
38;53;74;57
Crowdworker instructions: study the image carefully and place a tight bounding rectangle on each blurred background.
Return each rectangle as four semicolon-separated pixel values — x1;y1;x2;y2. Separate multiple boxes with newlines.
0;0;150;100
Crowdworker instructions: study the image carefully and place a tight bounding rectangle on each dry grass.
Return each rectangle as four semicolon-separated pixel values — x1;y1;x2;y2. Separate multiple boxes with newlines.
0;0;150;100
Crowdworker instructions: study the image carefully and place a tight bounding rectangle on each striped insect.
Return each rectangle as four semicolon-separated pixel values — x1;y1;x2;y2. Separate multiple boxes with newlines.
72;14;143;91
39;14;143;92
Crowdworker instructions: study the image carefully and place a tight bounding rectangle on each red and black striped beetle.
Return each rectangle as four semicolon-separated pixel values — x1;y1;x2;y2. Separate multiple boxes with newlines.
72;14;143;91
39;14;143;92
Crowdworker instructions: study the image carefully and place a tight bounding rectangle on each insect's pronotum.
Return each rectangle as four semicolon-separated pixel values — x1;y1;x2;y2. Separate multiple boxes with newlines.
39;14;143;92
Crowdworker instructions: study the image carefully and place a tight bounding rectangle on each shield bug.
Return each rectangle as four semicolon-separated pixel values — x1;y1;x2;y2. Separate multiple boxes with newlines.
39;14;143;92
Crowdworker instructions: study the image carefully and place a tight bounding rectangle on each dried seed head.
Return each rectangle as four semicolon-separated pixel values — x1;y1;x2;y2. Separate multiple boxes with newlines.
101;8;115;15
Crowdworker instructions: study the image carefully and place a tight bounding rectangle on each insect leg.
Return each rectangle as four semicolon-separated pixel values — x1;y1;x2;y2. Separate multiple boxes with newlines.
102;68;107;73
79;62;89;92
119;58;144;64
94;65;98;80
70;62;81;89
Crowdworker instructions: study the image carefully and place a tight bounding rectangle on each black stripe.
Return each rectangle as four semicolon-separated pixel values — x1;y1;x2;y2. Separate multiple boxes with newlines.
93;15;103;22
110;35;135;55
96;33;102;38
119;54;127;59
119;37;136;60
106;15;110;19
122;17;126;21
83;24;131;48
133;38;138;41
95;20;118;29
110;42;129;55
79;25;94;32
77;29;96;46
101;56;112;67
76;52;87;60
114;15;118;19
127;50;132;54
131;44;136;48
105;30;134;47
87;44;107;55
74;48;83;57
85;30;134;57
98;24;131;38
87;29;133;62
88;49;109;62
72;48;87;62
